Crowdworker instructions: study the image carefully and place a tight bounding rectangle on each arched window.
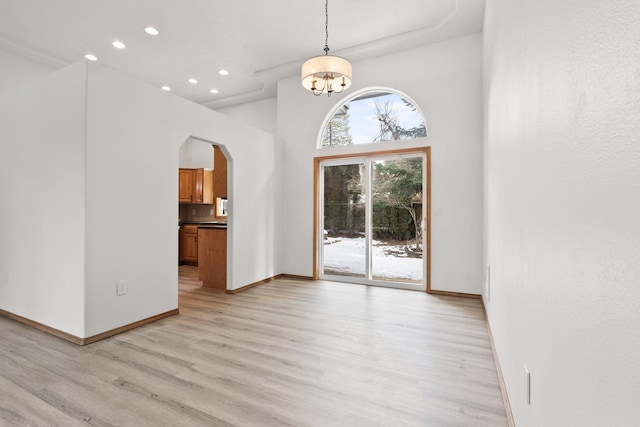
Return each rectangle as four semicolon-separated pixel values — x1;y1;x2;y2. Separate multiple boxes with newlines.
319;88;427;148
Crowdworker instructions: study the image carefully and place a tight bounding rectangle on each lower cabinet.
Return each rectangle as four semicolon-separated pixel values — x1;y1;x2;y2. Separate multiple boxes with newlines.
198;227;227;290
180;225;199;266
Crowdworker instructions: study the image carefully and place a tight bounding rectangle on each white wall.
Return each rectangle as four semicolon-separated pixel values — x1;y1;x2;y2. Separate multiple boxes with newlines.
483;0;640;425
178;138;214;169
84;62;279;336
0;60;279;338
0;62;87;336
277;33;484;294
214;97;283;273
217;97;278;135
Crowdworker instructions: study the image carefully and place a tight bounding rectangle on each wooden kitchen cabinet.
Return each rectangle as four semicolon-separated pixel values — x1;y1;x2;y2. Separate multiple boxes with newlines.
178;169;194;203
213;146;227;199
180;225;199;265
179;168;213;204
193;169;213;204
198;227;227;290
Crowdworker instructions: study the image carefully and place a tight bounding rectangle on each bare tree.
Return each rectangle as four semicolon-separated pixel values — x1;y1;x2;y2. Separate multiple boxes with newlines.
372;100;402;142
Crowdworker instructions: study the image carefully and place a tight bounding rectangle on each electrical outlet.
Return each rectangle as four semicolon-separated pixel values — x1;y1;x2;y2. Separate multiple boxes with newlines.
192;208;196;215
524;364;531;404
209;209;213;215
116;280;128;296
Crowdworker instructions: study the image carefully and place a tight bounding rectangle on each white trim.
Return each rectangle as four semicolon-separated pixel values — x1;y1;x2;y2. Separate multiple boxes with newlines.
316;86;429;150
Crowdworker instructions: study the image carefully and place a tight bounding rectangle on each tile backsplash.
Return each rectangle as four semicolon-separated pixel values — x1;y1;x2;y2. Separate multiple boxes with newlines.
179;204;216;222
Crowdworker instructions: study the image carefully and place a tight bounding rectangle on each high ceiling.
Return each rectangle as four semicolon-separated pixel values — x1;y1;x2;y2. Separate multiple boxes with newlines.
0;0;484;108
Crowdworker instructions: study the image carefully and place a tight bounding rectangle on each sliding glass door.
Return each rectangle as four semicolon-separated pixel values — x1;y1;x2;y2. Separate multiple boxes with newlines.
319;152;426;290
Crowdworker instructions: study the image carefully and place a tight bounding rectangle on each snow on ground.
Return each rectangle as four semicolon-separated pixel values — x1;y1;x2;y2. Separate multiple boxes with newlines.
323;237;422;282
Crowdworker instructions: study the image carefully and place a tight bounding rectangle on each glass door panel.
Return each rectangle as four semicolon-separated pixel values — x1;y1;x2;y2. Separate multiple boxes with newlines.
321;163;366;279
370;158;424;285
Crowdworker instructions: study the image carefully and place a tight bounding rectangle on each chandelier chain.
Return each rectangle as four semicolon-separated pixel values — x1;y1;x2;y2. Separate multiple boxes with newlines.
324;0;329;55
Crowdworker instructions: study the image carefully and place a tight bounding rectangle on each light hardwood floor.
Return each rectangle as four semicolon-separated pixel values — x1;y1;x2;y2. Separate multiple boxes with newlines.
0;266;508;426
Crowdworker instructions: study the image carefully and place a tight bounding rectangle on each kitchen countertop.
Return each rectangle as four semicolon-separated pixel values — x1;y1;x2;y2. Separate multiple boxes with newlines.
180;221;227;229
197;224;227;229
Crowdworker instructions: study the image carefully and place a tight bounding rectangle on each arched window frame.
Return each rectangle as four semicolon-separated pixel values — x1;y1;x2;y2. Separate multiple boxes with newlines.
316;87;428;149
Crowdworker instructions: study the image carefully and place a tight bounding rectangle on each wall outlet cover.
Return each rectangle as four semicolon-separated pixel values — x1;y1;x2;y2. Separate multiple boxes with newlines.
116;280;128;296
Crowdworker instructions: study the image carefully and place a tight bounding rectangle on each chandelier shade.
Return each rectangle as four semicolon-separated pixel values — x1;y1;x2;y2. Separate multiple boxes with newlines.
301;55;352;95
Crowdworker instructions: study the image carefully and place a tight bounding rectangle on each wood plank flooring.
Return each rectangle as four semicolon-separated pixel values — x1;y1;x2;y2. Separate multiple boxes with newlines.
0;266;508;426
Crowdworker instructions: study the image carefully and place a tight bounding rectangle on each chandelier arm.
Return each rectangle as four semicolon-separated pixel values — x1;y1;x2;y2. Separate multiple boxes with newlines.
310;74;327;95
332;83;346;94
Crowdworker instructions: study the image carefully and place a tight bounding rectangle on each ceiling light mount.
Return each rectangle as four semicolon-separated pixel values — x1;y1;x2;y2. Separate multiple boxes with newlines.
301;0;352;97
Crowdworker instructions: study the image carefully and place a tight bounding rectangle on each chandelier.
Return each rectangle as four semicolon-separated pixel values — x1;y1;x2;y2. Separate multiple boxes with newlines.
301;0;352;96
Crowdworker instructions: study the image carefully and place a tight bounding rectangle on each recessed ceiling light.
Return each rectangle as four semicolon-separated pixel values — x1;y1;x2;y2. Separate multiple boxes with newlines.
112;40;126;49
161;86;171;91
144;26;159;35
188;78;198;84
84;54;98;61
210;89;219;94
218;69;229;76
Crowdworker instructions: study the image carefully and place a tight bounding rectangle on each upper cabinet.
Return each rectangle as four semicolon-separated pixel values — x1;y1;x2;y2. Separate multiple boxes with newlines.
178;169;194;203
193;169;214;204
179;168;213;204
178;145;225;206
213;146;227;199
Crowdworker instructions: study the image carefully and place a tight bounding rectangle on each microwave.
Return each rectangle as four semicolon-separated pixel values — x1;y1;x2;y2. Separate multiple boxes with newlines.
216;197;227;217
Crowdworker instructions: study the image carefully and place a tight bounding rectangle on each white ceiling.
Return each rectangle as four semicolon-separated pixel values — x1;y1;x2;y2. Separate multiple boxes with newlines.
0;0;484;108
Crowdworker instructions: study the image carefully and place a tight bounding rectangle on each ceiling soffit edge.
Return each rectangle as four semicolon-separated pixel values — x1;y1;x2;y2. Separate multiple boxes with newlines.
0;36;67;68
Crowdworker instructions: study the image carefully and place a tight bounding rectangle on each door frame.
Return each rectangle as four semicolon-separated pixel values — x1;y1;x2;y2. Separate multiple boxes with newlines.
313;147;431;292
